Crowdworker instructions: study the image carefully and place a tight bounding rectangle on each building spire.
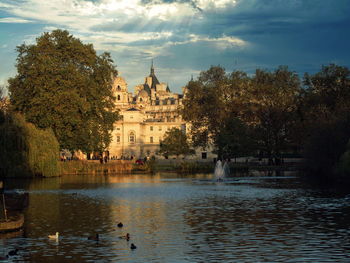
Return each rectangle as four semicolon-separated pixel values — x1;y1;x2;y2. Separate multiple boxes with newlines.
150;59;155;75
191;74;194;81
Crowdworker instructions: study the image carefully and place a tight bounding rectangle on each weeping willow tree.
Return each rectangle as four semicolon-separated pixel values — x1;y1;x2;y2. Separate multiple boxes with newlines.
0;113;60;177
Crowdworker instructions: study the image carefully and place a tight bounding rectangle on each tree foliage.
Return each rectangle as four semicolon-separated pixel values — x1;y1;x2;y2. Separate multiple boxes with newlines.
182;65;300;159
0;113;60;177
249;66;301;157
8;29;119;153
158;128;195;157
182;66;253;157
301;64;350;176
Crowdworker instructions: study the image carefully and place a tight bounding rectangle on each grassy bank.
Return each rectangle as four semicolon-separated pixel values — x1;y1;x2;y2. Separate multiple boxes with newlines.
59;159;303;176
60;160;133;175
150;160;303;175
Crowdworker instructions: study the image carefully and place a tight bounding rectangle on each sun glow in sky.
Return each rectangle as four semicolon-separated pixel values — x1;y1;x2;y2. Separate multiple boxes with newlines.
0;0;349;92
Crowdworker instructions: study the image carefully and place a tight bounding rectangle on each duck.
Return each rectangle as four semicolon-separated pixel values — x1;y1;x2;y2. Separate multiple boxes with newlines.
117;222;123;228
8;249;18;256
119;233;130;241
48;232;59;240
130;243;137;250
88;233;99;241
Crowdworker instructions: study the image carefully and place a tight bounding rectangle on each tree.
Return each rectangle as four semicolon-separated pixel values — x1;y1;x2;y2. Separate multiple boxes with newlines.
0;86;5;123
301;64;350;176
181;66;227;150
158;128;195;158
0;113;60;177
182;66;251;158
248;66;301;160
8;30;119;153
215;118;255;161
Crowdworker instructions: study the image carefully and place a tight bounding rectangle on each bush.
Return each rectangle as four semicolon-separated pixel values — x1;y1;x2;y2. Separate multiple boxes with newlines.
0;113;60;177
303;119;350;178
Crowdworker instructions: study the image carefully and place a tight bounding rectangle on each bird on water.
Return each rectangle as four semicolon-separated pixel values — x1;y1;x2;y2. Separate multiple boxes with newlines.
88;233;99;241
119;233;130;241
8;249;19;256
48;232;59;240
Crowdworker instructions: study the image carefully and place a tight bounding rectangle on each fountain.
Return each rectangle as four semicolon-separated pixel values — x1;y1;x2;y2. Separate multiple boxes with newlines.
214;160;224;180
214;160;230;181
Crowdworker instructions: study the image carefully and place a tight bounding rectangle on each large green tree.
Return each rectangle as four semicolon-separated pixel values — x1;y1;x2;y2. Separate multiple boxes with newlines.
302;64;350;176
182;65;301;160
8;30;119;153
182;66;254;158
158;128;195;158
248;66;301;160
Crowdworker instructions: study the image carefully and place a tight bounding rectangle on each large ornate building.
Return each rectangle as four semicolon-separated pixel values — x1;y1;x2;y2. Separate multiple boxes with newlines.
107;63;214;160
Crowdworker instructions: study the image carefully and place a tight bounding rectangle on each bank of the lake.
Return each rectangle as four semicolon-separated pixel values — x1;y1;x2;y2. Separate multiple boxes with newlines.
58;158;304;176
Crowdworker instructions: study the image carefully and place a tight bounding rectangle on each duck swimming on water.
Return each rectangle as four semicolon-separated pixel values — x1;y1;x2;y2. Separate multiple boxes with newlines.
48;232;59;240
119;233;130;241
130;243;137;250
8;249;18;256
88;233;99;241
117;222;123;228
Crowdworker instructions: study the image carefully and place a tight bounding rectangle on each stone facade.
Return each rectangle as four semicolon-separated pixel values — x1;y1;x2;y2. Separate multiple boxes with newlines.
108;63;214;161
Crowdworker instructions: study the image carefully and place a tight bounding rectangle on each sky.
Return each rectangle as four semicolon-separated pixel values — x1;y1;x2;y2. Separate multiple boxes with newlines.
0;0;349;94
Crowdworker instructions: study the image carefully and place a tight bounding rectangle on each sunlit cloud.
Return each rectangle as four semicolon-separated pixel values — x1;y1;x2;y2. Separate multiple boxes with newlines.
0;17;32;23
0;0;349;92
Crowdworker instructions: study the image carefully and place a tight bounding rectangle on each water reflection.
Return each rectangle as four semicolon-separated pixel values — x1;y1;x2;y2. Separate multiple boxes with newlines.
1;174;350;262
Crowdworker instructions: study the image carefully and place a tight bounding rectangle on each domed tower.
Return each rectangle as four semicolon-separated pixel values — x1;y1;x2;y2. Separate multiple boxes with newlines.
112;76;129;108
136;89;150;108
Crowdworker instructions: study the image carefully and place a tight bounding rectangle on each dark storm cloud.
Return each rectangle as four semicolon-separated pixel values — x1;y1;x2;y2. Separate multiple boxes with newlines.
154;0;350;75
94;0;350;79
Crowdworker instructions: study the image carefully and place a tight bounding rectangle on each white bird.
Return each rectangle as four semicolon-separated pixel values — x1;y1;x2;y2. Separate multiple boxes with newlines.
48;232;59;240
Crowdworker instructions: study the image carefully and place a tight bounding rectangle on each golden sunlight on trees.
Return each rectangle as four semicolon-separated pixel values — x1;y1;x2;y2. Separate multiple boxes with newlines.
8;30;120;154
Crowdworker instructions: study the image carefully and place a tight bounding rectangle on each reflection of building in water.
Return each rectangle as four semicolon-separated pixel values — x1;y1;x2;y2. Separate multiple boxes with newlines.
108;63;214;160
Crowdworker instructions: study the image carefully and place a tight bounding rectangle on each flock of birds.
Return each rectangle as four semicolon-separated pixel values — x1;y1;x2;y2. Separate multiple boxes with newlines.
48;221;137;249
1;221;136;260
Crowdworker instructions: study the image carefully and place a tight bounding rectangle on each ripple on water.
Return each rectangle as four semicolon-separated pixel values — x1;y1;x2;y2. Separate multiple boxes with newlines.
1;174;350;262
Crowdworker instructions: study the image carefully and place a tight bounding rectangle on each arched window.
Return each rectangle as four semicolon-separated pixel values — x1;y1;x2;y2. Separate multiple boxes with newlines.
117;95;121;100
117;85;121;91
140;98;143;102
129;131;136;144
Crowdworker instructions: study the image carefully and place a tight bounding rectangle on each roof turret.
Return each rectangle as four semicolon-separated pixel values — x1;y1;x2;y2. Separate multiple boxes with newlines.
148;60;160;90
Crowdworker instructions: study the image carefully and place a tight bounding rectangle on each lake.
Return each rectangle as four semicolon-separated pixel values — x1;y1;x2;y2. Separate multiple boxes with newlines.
1;173;350;262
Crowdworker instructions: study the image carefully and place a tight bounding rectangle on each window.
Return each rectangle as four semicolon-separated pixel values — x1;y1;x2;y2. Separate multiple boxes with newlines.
150;126;153;131
116;127;120;130
202;152;207;159
117;95;121;100
116;135;121;144
150;137;153;143
117;85;121;91
129;132;135;143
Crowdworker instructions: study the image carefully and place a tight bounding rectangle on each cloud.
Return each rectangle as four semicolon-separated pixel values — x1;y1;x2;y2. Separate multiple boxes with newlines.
0;17;32;23
0;0;349;92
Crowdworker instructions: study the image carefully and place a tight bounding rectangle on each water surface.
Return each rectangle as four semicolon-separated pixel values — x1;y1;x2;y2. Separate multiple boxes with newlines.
1;173;350;262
